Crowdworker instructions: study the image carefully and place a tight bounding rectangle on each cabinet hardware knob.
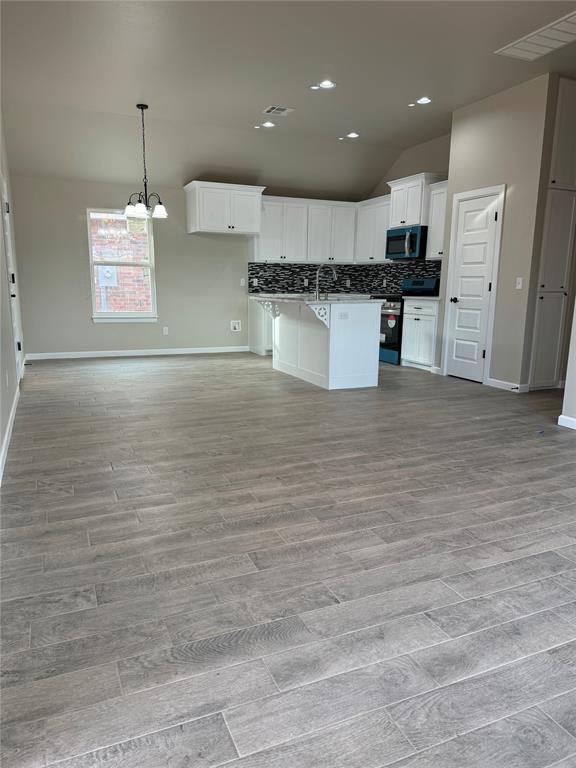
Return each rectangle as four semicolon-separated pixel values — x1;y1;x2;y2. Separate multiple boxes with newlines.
551;180;556;184
438;251;443;255
414;317;420;321
449;296;459;303
539;296;544;300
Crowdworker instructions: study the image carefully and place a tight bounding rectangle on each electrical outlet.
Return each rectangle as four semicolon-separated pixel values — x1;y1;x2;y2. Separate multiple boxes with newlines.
162;326;169;336
515;277;523;290
230;320;242;332
251;278;258;287
345;278;351;288
303;278;309;287
240;278;246;287
382;279;387;288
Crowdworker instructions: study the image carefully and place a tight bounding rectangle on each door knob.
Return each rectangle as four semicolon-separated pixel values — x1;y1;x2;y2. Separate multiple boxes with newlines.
449;297;459;303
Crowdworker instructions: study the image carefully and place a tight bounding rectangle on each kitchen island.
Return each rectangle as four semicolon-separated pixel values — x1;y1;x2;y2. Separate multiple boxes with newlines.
250;294;384;390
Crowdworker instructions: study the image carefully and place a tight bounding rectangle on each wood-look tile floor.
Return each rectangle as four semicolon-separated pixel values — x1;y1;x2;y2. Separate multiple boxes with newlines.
2;353;576;767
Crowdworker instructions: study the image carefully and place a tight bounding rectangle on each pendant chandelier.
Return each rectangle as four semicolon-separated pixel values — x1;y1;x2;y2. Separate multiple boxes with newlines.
124;104;167;220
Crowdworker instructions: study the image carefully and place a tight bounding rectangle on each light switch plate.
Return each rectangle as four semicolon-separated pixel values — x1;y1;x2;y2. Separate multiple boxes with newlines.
515;277;523;290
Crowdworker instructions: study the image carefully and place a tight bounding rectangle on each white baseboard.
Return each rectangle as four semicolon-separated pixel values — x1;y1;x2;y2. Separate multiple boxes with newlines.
485;377;529;393
431;366;442;375
0;386;19;486
25;346;250;361
558;414;576;430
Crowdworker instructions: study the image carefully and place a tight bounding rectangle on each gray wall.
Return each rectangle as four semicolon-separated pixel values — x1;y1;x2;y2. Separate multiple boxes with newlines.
370;134;451;197
440;74;551;385
12;176;253;354
0;122;20;465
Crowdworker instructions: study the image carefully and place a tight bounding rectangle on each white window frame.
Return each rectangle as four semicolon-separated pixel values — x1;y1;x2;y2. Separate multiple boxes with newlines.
87;208;158;323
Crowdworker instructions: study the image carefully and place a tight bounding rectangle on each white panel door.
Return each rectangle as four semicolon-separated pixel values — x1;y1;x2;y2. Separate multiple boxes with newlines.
283;203;308;262
426;186;447;260
259;201;283;261
416;315;436;366
446;193;500;382
538;190;576;292
198;187;230;232
356;202;390;263
1;175;24;379
308;205;332;262
230;191;260;234
530;292;567;389
405;181;423;226
550;78;576;190
390;186;408;227
355;206;376;263
331;206;356;263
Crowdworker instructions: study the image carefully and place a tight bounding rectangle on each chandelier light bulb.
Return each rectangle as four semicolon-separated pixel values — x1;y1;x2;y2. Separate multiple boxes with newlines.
152;203;168;219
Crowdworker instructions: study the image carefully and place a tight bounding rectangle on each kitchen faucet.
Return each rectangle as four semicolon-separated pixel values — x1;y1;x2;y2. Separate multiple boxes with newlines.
315;264;337;300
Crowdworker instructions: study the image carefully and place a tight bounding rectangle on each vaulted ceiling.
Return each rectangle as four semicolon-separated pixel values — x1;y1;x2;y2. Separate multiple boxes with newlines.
3;1;576;200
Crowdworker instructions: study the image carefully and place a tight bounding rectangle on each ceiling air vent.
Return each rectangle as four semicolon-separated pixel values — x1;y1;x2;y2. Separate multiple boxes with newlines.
262;106;294;117
495;10;576;61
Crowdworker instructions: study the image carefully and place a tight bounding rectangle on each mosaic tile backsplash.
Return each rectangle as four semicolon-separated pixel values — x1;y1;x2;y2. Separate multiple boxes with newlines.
247;260;442;295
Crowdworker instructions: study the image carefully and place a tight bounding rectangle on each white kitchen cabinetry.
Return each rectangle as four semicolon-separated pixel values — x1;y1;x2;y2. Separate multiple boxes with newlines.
537;189;576;292
258;199;308;262
426;181;448;260
550;77;576;191
388;173;443;228
530;292;568;389
401;299;439;369
355;196;391;263
184;181;265;235
308;203;356;263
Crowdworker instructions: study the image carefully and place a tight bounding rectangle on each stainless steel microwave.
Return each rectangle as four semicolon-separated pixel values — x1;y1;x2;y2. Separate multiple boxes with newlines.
385;225;428;260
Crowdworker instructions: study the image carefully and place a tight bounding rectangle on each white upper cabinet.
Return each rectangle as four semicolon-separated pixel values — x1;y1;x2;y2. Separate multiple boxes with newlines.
426;181;448;260
308;203;356;263
258;199;308;262
550;78;576;191
388;173;444;228
355;196;391;263
184;181;265;234
538;189;576;292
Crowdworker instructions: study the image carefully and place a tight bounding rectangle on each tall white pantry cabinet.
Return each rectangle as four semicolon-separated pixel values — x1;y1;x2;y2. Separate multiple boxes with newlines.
530;77;576;390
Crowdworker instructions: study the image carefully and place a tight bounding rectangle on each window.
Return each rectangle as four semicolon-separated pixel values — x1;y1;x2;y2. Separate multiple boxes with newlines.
87;209;157;322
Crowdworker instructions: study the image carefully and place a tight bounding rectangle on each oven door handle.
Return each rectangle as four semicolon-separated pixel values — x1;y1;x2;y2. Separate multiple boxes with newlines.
404;231;411;257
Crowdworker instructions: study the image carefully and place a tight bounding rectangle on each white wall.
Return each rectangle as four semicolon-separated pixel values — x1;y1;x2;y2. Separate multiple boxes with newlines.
12;176;253;355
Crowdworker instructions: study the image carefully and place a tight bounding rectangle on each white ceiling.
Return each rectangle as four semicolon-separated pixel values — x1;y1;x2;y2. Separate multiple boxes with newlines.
3;1;576;199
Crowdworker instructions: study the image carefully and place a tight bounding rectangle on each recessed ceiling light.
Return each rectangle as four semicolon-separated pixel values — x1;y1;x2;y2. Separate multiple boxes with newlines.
416;97;432;105
311;80;336;90
346;132;359;139
262;121;275;128
338;137;344;141
254;125;260;129
408;103;416;107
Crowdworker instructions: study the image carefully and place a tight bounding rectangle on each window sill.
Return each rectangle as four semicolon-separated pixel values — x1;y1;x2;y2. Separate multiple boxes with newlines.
92;316;158;324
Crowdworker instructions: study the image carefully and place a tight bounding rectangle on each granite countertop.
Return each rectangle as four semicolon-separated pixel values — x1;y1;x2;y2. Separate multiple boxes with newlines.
249;293;384;304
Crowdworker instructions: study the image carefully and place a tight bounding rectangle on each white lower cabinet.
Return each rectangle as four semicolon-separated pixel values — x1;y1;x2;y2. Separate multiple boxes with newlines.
401;299;439;369
530;292;568;389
